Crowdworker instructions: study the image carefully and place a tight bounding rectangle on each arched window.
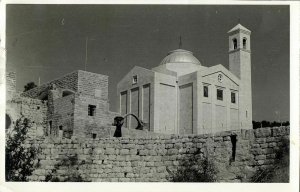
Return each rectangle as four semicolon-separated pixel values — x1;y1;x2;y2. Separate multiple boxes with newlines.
62;90;74;97
233;38;237;50
243;38;247;49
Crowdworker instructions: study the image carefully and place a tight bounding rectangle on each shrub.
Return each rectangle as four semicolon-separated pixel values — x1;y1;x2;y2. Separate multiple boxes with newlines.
171;155;218;182
5;117;38;181
45;154;89;182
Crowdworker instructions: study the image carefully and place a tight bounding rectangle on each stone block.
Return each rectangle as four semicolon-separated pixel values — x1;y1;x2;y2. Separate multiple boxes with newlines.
260;143;268;148
129;149;137;155
123;166;133;172
251;144;260;148
266;153;276;159
268;142;277;147
112;167;122;173
139;150;148;156
108;155;117;160
165;144;174;149
126;173;135;178
94;148;103;154
120;149;130;155
105;148;115;155
255;138;266;144
266;137;276;143
146;161;155;167
254;128;271;138
265;148;274;154
116;155;125;161
167;149;178;155
257;160;265;165
255;155;266;160
250;148;266;155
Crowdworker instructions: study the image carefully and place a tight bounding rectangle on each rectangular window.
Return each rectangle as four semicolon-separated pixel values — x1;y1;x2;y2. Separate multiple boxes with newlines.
88;105;96;116
49;121;52;135
217;89;223;101
231;92;236;103
132;75;138;84
203;86;208;97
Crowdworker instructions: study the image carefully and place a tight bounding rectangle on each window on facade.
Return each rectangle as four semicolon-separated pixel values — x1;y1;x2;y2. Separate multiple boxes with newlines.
62;90;74;97
88;105;96;116
132;75;138;84
59;126;63;131
243;38;247;49
203;85;208;97
233;38;237;50
217;89;223;101
231;92;236;103
49;121;52;134
41;95;48;101
92;133;97;139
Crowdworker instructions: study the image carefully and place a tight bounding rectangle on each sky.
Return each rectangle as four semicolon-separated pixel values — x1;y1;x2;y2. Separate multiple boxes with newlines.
6;4;290;122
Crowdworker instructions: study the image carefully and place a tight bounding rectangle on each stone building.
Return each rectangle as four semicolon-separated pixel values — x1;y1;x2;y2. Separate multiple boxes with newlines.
117;23;252;135
5;72;48;137
6;70;119;139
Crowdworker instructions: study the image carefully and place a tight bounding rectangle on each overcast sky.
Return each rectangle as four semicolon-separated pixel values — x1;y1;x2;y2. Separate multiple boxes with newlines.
6;4;290;122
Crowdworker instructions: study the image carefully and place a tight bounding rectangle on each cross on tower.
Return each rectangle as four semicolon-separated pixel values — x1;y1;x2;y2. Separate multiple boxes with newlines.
179;35;182;49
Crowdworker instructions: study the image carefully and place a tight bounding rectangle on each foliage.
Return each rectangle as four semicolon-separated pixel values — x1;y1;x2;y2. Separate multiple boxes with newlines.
170;154;218;182
250;136;289;182
5;117;38;181
252;121;289;129
23;82;37;92
45;154;89;182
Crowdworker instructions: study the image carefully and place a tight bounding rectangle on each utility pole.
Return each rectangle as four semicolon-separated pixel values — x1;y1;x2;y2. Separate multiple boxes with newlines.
85;37;88;71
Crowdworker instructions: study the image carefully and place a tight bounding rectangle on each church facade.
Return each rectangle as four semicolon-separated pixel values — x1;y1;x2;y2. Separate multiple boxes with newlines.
117;24;252;135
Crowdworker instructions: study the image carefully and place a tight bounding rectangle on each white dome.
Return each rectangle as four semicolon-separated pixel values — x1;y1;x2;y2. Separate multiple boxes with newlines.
160;49;201;65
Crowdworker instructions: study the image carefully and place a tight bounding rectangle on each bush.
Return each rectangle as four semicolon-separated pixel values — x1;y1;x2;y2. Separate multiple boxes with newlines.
253;121;290;129
170;155;218;182
45;154;89;182
5;117;38;181
250;136;289;182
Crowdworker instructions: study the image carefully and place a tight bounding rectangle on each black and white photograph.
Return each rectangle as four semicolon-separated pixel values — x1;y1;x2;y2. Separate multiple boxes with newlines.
0;1;299;192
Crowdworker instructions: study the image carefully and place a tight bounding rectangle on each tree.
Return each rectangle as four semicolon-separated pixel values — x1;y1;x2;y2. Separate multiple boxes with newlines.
170;154;218;182
24;82;37;92
5;117;38;181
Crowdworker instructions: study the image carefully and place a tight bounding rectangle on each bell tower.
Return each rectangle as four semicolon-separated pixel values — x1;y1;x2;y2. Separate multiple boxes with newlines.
228;23;252;129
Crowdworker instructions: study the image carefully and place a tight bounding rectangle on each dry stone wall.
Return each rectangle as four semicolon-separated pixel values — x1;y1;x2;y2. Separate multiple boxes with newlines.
26;126;289;182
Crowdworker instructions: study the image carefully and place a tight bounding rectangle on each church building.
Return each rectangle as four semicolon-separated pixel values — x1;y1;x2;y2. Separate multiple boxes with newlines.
117;24;252;135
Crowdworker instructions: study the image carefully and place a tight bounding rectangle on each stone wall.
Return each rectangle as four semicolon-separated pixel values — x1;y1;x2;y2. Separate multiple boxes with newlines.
78;70;109;100
26;126;289;182
6;95;47;137
250;127;290;169
49;94;75;138
73;94;119;139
